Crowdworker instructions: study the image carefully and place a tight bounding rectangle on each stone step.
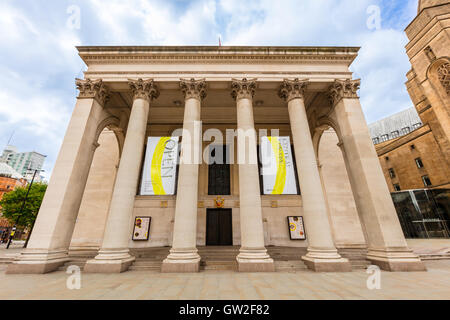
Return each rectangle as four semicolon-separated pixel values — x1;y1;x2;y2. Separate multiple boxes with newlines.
133;261;164;266
274;261;307;271
200;260;237;271
418;254;450;260
0;258;13;265
349;262;371;269
129;265;161;271
57;259;88;271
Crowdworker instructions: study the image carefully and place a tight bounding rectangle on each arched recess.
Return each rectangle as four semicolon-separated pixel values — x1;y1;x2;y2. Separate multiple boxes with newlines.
312;117;367;249
427;57;450;104
69;115;124;255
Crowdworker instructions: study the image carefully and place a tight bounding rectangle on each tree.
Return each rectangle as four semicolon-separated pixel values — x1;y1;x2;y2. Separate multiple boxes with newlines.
0;183;47;228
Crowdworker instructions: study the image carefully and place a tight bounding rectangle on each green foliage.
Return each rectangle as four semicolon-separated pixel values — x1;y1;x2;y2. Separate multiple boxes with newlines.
0;183;47;228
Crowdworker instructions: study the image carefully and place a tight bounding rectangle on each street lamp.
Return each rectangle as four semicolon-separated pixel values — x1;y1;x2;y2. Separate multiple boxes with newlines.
6;166;44;249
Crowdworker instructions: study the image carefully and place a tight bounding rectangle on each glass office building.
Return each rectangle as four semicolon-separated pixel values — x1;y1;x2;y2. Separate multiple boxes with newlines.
392;189;450;238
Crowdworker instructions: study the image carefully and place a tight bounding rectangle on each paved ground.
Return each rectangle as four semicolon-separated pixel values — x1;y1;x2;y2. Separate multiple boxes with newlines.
1;239;449;300
0;260;449;300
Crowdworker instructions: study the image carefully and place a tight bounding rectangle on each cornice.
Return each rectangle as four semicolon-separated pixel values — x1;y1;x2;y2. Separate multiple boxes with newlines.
77;46;359;66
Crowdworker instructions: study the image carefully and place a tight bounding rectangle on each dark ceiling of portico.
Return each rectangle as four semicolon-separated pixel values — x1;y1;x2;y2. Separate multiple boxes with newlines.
106;89;330;125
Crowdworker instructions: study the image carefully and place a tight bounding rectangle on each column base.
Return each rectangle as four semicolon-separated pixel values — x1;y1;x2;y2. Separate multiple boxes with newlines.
161;248;201;273
84;249;135;273
6;249;69;274
302;248;352;272
367;248;427;272
236;247;275;272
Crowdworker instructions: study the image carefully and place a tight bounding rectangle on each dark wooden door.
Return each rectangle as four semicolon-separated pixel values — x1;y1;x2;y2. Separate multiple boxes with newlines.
206;209;233;246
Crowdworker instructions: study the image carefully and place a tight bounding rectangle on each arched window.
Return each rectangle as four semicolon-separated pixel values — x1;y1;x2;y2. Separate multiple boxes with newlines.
437;63;450;96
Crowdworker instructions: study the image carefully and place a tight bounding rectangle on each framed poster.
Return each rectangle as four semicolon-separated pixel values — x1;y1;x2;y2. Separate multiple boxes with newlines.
287;216;306;240
140;137;179;195
132;217;151;241
260;136;298;195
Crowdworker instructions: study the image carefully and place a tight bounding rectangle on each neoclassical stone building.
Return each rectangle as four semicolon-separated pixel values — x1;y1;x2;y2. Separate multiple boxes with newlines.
7;45;426;274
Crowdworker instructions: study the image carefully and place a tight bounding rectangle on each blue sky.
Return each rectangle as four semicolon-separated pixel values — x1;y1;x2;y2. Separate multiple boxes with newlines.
0;0;418;179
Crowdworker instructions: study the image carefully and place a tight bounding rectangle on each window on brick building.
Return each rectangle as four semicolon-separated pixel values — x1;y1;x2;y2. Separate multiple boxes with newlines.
415;158;424;169
391;131;399;139
388;168;396;179
422;175;432;187
401;127;410;135
393;184;401;191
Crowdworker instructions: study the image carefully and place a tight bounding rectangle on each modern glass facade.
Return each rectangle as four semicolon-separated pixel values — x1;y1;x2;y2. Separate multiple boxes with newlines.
392;189;450;238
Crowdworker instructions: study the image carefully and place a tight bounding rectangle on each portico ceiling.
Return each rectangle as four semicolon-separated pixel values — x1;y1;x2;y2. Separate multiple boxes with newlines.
106;86;330;125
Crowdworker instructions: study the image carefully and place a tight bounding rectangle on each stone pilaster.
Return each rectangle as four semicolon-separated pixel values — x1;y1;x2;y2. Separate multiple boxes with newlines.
162;79;206;273
85;79;159;273
279;79;351;272
328;79;426;272
231;78;275;272
7;79;110;274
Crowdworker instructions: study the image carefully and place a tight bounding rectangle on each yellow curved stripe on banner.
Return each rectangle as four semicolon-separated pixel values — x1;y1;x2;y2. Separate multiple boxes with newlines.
269;137;287;194
151;137;170;195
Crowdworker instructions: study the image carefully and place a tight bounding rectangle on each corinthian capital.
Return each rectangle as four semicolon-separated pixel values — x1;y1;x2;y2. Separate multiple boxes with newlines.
76;78;110;105
231;78;257;100
180;78;207;101
278;78;309;102
128;79;160;102
328;79;360;107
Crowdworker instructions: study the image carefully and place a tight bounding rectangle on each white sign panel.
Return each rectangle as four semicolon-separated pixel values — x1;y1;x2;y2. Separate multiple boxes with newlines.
260;136;298;195
288;216;306;240
140;137;179;195
132;217;151;241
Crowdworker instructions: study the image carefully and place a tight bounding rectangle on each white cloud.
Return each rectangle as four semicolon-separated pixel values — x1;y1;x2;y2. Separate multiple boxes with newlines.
0;0;419;178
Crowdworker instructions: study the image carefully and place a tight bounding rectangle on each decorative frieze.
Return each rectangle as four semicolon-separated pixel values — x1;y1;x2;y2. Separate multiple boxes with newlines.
128;78;160;102
180;78;207;101
231;78;257;100
278;78;309;102
75;78;110;105
328;79;361;107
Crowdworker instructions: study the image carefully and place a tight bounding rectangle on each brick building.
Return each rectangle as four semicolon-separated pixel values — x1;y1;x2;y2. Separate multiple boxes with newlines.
372;0;450;193
0;163;26;241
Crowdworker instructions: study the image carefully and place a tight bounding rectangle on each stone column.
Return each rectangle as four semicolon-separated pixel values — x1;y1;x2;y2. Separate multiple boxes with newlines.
162;79;206;273
231;78;275;272
85;79;159;273
7;79;109;274
279;79;351;272
328;79;426;271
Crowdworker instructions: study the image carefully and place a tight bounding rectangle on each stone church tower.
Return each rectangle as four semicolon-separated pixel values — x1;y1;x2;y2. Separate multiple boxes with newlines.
405;0;450;163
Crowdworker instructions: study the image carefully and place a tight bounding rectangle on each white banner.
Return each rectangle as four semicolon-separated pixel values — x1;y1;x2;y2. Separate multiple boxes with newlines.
260;136;298;195
140;137;179;195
